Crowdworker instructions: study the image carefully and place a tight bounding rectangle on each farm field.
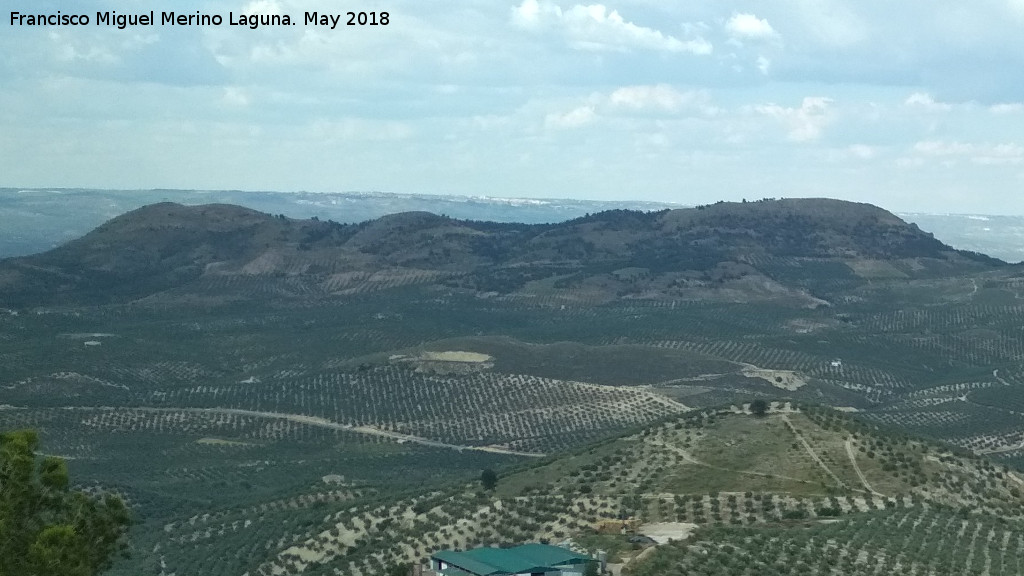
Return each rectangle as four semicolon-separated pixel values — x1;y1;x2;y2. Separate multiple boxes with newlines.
6;279;1024;574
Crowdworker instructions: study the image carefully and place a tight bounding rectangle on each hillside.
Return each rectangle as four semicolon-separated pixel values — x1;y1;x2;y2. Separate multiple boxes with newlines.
163;405;1020;576
0;198;1003;306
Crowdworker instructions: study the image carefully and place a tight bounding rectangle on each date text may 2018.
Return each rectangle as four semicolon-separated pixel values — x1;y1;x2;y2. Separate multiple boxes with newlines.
305;12;389;29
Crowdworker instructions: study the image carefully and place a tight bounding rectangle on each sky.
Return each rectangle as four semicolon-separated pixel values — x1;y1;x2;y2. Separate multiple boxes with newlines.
3;1;1024;214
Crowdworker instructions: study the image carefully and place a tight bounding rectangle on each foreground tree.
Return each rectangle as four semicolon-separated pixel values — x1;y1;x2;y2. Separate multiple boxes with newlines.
0;429;130;576
750;400;769;417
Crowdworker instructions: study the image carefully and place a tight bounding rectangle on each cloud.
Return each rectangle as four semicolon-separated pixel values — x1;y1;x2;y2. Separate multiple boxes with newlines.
913;140;1024;165
544;105;596;129
511;0;712;54
793;0;867;48
847;144;876;159
241;0;283;15
609;85;697;112
222;87;250;107
913;140;973;156
904;92;952;112
1008;0;1024;18
990;102;1024;114
754;97;833;142
725;13;778;41
973;144;1024;165
543;85;716;129
49;32;118;65
309;118;414;142
512;0;559;27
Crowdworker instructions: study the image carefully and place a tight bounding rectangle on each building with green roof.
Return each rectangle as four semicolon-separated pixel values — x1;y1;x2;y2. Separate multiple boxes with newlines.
429;543;595;576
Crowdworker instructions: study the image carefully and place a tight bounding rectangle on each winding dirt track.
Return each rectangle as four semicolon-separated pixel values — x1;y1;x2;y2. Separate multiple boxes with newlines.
780;414;847;489
845;437;884;496
57;406;547;458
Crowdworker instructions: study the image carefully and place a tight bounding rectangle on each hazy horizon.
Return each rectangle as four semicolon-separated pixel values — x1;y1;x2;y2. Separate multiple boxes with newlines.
5;185;1024;217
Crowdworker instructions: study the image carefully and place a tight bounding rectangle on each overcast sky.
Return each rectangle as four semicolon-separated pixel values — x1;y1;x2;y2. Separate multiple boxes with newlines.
3;1;1024;213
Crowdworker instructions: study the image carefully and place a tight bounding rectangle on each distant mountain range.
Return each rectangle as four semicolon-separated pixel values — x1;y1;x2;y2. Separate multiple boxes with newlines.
2;188;1023;262
0;197;1004;307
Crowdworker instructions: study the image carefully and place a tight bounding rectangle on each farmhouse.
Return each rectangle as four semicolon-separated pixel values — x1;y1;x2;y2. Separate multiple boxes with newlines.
429;543;595;576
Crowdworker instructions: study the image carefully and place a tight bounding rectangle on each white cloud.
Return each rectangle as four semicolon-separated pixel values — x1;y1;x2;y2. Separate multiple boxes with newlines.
241;0;283;15
309;118;414;142
222;87;250;107
512;0;557;27
546;85;717;125
756;56;771;75
913;140;973;156
905;92;952;112
1009;0;1024;18
973;143;1024;165
990;102;1024;114
545;105;597;129
848;144;876;159
511;1;712;54
913;140;1024;165
794;0;867;48
609;85;694;112
48;32;118;65
754;97;833;142
725;13;777;40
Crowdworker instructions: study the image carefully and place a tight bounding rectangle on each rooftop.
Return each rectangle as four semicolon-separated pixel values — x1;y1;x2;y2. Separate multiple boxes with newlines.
432;543;592;576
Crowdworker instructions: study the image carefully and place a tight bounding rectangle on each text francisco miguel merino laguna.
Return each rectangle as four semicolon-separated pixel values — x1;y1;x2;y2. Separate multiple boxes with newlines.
9;10;388;30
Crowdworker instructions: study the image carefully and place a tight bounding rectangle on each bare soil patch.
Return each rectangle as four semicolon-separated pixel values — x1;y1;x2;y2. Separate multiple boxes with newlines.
740;364;807;390
639;522;698;544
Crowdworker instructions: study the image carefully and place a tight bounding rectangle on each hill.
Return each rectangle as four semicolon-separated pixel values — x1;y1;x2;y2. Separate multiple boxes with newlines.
0;198;1003;306
220;405;1023;576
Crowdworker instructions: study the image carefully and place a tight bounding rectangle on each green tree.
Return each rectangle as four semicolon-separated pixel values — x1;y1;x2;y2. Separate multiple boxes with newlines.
583;560;600;576
480;468;498;491
0;429;130;576
385;563;411;576
750;399;769;417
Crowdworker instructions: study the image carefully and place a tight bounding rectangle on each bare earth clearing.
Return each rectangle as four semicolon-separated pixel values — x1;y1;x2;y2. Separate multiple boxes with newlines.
741;364;808;391
639;522;699;544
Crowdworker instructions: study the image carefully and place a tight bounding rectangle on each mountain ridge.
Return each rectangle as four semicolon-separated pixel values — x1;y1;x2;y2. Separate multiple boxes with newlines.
0;197;1005;306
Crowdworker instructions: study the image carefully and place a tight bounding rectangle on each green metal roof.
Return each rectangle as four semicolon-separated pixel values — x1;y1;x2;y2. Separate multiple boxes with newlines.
512;544;592;566
434;566;477;576
433;543;593;576
434;550;509;576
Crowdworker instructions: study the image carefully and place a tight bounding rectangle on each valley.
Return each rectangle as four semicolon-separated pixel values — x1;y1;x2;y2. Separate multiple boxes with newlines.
3;198;1024;575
